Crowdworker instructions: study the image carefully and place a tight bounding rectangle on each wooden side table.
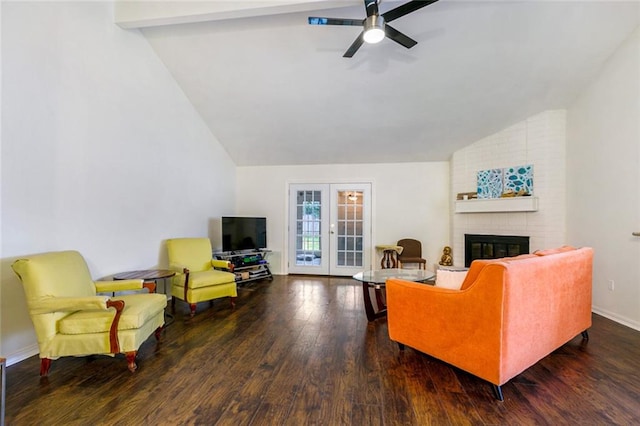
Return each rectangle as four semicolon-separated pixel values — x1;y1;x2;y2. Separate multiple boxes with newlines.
375;245;404;269
113;269;176;295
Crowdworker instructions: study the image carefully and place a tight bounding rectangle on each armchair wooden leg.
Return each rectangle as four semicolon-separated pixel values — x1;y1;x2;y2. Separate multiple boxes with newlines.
230;297;237;309
154;326;163;341
189;304;196;318
40;358;52;376
126;351;137;372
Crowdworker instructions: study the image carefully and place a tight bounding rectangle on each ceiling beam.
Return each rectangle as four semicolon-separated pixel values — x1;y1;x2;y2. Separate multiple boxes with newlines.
114;0;362;29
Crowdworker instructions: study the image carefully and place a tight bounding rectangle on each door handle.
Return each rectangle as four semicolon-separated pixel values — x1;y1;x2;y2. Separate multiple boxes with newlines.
633;232;640;237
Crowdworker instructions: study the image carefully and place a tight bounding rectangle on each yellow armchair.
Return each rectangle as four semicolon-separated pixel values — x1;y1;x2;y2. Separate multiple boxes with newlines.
11;250;167;376
166;238;237;317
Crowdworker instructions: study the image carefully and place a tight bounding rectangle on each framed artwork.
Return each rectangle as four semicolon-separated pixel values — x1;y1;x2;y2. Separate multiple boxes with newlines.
503;165;534;195
476;165;534;198
477;169;503;199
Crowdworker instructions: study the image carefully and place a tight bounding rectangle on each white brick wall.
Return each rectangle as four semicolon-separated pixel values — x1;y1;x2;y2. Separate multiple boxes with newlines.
450;110;567;266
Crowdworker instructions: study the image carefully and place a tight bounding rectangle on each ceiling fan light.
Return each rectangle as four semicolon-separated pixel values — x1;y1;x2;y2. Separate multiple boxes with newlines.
363;15;385;44
364;28;385;44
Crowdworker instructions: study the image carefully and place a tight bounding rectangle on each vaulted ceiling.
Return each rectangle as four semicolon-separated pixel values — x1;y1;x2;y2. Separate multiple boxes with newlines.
117;1;639;166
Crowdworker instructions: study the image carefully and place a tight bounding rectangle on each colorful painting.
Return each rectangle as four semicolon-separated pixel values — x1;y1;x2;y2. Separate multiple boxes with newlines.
503;165;534;195
477;169;503;199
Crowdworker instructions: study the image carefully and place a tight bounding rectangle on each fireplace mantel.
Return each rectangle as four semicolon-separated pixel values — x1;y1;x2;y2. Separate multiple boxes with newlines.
455;197;539;213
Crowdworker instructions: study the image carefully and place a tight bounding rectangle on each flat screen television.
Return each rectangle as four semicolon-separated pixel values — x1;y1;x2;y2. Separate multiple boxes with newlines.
221;216;267;252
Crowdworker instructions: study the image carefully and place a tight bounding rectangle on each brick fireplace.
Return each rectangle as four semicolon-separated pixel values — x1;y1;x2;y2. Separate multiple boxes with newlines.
450;110;567;268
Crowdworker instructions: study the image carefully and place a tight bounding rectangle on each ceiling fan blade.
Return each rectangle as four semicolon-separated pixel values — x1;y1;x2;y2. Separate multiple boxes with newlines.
343;32;365;58
364;0;380;17
308;17;364;26
382;0;439;23
384;25;418;49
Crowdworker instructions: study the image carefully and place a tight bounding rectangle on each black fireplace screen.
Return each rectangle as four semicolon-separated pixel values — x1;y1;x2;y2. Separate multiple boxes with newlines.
464;234;530;267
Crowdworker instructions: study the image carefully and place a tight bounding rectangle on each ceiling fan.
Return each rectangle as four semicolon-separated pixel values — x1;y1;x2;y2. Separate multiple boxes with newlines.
308;0;440;58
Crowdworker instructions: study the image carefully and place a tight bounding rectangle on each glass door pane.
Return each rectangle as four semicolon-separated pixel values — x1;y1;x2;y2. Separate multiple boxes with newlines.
335;190;364;267
288;184;329;275
295;190;321;266
329;183;371;276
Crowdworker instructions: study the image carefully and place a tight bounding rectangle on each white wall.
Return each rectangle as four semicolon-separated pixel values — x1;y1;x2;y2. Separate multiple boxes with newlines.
1;2;237;364
567;27;640;330
236;162;450;274
451;110;568;266
0;0;4;359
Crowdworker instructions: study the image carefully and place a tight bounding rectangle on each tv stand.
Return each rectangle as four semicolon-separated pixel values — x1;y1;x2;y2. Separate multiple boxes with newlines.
213;249;273;285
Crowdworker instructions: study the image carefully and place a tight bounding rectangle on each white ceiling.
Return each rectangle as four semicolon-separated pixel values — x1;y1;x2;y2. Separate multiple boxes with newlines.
129;1;639;166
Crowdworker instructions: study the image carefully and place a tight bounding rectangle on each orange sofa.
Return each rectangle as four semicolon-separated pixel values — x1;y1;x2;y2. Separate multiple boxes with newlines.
386;246;593;401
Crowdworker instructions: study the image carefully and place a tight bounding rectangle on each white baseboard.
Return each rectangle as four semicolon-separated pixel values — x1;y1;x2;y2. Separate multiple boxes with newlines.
5;343;39;367
592;306;640;332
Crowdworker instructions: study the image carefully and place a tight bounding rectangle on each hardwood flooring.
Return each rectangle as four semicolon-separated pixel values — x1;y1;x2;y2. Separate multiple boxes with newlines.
5;275;640;425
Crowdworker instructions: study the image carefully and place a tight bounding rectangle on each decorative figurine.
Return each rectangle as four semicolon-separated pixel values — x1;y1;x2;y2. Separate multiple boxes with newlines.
439;246;453;266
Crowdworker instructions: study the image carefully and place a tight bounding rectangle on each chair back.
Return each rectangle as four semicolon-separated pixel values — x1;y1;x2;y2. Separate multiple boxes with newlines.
167;238;213;272
12;250;97;345
12;251;97;301
397;238;422;258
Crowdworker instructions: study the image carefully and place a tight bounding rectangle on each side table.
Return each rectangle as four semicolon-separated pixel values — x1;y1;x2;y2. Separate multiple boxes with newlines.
375;245;403;269
113;269;176;295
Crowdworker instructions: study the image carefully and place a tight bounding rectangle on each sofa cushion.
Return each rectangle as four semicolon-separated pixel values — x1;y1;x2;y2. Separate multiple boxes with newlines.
185;269;236;289
59;293;166;334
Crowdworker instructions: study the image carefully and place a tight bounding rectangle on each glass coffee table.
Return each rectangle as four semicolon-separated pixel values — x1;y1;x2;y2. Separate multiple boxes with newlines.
353;268;434;321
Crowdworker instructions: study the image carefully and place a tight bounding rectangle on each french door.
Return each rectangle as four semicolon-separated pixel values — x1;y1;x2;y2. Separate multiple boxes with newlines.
288;183;372;276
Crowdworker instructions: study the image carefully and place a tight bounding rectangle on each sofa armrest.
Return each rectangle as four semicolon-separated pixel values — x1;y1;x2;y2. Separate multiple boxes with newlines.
386;275;505;384
95;279;145;293
211;259;232;270
106;299;124;353
29;296;111;315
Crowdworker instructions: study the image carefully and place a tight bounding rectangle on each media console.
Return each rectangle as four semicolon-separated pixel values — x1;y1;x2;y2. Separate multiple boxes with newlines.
213;249;273;285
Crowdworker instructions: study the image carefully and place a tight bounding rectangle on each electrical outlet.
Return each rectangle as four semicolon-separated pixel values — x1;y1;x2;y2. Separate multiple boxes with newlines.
607;279;615;291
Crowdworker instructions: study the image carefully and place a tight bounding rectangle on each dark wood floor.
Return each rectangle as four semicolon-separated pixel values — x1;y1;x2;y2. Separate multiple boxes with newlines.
5;275;640;425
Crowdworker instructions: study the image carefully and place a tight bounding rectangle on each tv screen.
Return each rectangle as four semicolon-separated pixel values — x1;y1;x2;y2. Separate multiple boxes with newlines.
221;216;267;252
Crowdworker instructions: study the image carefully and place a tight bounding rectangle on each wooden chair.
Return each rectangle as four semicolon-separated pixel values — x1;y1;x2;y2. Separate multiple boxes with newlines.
396;238;427;270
